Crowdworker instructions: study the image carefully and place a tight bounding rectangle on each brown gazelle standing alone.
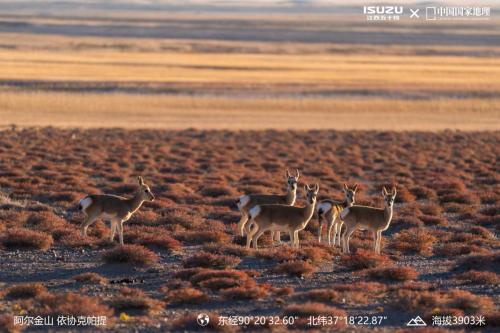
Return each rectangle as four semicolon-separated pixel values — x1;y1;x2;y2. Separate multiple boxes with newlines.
79;177;155;245
340;187;396;254
246;184;319;249
316;184;357;246
236;169;299;243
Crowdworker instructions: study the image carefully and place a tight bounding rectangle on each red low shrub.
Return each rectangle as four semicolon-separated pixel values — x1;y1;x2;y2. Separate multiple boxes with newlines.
455;253;500;272
1;228;53;251
136;234;182;252
390;228;436;256
365;266;418;282
340;248;393;270
175;230;231;244
102;244;159;266
73;272;108;285
433;243;489;257
203;242;252;257
273;260;316;278
455;270;499;285
183;252;240;269
26;211;66;231
419;215;448;226
110;287;164;315
393;289;494;316
221;285;269;300
165;287;208;305
4;283;47;299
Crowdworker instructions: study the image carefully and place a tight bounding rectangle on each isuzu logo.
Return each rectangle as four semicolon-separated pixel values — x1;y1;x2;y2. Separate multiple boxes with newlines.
363;6;403;15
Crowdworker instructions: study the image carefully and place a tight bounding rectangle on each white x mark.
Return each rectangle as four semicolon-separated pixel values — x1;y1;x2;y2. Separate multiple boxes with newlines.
410;8;420;18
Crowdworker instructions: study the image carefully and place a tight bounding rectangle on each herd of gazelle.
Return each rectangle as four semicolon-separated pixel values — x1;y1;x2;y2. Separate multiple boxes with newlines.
237;169;396;253
78;171;396;254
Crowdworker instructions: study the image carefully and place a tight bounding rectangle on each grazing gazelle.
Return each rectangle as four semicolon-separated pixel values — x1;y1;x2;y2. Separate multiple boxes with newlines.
236;169;299;244
341;187;397;254
79;176;155;245
316;184;357;246
246;184;319;249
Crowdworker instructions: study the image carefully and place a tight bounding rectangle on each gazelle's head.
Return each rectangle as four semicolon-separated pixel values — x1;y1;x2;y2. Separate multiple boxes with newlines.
138;176;155;202
286;169;300;192
304;183;319;205
343;183;358;206
382;186;396;208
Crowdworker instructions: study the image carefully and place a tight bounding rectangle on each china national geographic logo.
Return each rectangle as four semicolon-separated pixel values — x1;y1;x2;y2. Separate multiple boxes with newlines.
363;5;491;21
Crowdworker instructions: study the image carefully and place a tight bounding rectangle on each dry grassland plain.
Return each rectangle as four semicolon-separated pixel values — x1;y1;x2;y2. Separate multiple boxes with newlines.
0;10;499;129
0;3;499;332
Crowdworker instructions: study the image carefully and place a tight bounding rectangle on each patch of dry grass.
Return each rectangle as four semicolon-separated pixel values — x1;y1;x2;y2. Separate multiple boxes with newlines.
102;244;159;267
0;228;53;251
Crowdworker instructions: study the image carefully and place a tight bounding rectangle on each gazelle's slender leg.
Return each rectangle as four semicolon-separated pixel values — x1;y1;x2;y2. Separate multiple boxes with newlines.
345;228;355;253
318;223;323;243
246;223;259;248
327;214;335;246
336;221;344;246
110;220;117;241
332;220;339;246
81;214;98;237
341;228;347;252
273;231;281;245
252;229;266;250
245;220;253;235
237;214;249;236
289;230;294;247
373;231;378;252
117;220;124;245
294;230;300;248
376;230;382;254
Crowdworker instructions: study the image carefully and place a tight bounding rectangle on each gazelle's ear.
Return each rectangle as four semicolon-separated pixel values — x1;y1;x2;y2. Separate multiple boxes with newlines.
315;183;320;193
295;169;300;179
286;169;291;178
353;184;358;192
303;185;308;194
382;186;388;196
392;187;397;196
138;176;144;185
343;183;348;191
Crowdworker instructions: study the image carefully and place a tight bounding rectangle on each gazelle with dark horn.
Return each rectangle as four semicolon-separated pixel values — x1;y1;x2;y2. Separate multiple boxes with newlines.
236;169;299;243
78;176;155;245
316;184;357;246
340;187;396;254
246;184;319;249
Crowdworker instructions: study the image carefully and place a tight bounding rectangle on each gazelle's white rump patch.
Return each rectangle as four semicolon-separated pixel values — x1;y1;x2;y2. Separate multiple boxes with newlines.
249;205;261;219
79;197;93;211
238;195;250;209
317;201;332;214
340;207;350;220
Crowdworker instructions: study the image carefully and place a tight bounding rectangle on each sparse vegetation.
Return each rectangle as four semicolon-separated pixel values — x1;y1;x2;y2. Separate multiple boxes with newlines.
102;244;159;266
110;287;164;315
183;252;241;269
0;9;498;330
0;228;53;251
393;289;495;316
4;283;47;300
164;287;208;305
273;260;317;278
365;266;418;282
73;272;108;285
340;249;393;270
390;228;436;256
